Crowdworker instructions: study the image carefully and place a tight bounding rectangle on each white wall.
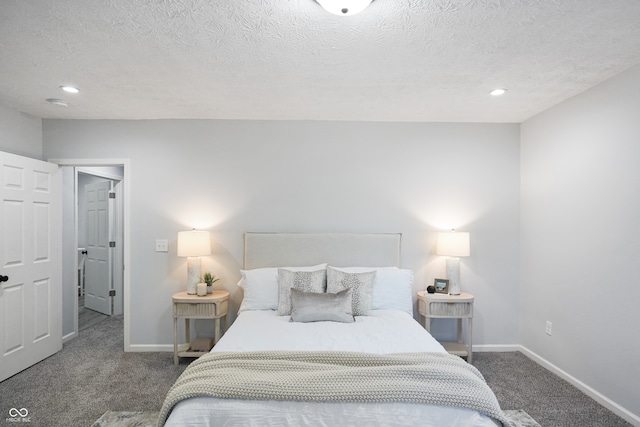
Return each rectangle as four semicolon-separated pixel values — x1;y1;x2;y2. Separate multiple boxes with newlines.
0;103;42;159
42;120;520;348
521;64;640;419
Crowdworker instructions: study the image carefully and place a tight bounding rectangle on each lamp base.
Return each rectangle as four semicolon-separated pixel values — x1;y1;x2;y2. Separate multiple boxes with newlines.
186;257;201;294
446;257;461;295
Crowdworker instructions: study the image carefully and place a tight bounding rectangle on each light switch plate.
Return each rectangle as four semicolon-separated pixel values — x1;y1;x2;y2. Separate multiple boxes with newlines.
155;239;168;252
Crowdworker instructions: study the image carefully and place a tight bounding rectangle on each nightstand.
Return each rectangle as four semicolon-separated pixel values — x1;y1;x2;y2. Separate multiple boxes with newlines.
417;291;474;363
172;290;229;365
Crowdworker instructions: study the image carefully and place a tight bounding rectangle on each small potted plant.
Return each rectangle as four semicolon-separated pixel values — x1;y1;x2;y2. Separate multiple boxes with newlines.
202;272;220;294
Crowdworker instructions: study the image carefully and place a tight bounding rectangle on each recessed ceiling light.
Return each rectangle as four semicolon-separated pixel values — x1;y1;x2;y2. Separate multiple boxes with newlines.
46;98;68;107
489;88;508;96
60;85;79;94
315;0;373;16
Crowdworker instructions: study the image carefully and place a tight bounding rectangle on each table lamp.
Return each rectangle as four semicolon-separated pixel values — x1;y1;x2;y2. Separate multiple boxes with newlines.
437;230;470;295
177;229;211;294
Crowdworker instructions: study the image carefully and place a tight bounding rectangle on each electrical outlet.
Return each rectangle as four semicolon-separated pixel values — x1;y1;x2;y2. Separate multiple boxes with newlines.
545;321;553;336
155;239;168;252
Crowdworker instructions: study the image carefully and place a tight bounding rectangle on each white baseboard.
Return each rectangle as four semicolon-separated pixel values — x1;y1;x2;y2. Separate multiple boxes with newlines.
473;344;520;352
518;345;640;426
127;343;190;352
62;331;77;344
127;344;174;352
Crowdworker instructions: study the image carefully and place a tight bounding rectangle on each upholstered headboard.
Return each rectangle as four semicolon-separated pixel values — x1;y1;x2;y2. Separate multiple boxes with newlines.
244;233;402;269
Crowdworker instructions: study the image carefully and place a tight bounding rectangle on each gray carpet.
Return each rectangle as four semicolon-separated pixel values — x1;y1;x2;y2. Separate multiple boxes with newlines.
0;316;187;427
0;316;632;427
472;352;632;427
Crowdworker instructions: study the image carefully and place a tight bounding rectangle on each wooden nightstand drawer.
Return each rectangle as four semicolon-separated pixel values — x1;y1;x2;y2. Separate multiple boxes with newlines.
174;302;217;318
426;301;472;317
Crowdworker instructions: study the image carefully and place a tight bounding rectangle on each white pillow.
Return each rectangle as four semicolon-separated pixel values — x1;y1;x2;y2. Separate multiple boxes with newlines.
328;266;414;316
237;264;327;312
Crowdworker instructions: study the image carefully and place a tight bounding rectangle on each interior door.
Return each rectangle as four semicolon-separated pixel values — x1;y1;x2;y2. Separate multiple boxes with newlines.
0;151;62;382
83;180;111;315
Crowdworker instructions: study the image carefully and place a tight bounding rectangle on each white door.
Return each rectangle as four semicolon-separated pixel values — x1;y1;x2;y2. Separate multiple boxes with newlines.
83;180;111;315
0;151;62;382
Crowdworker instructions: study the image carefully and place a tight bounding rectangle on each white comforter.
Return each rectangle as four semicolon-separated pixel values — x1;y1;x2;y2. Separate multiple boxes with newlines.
213;309;445;354
164;310;500;427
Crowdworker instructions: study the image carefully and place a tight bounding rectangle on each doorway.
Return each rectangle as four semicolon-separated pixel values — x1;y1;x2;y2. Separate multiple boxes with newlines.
77;169;122;330
52;158;130;351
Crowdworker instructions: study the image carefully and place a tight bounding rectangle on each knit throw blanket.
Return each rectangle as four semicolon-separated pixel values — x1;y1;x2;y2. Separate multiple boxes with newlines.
157;351;513;427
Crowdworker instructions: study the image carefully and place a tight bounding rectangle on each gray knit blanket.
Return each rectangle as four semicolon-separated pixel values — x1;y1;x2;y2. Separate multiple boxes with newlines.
157;351;513;427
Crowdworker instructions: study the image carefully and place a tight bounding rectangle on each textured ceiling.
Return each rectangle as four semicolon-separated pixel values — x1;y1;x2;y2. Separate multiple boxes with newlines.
1;0;640;122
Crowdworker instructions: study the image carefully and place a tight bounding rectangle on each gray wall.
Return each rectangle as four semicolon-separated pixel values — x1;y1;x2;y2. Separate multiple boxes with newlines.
520;64;640;418
0;103;42;159
43;120;521;348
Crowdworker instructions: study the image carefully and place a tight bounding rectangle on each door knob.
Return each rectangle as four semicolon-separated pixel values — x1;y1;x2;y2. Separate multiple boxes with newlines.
0;275;8;282
81;250;88;255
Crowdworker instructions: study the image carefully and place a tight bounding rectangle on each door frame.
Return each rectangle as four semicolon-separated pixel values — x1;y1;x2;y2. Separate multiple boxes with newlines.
49;158;132;352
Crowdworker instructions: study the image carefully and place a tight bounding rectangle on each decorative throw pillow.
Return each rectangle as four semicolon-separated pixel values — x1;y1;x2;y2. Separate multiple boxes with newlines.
237;263;326;312
277;268;327;316
326;266;376;316
290;288;354;323
328;266;414;315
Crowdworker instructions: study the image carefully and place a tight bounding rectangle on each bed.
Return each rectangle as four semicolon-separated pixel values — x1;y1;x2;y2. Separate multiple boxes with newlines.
159;233;511;427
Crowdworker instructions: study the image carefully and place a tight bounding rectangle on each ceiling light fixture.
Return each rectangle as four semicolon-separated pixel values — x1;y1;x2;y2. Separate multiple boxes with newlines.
489;88;508;96
315;0;373;16
60;85;80;94
46;98;68;107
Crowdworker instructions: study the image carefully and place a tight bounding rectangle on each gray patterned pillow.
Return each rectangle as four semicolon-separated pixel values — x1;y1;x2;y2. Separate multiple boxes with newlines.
290;288;354;323
327;267;376;316
277;268;327;316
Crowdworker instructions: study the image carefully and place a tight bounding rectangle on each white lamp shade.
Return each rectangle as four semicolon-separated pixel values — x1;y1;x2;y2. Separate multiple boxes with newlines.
316;0;373;16
177;230;211;257
437;231;470;257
